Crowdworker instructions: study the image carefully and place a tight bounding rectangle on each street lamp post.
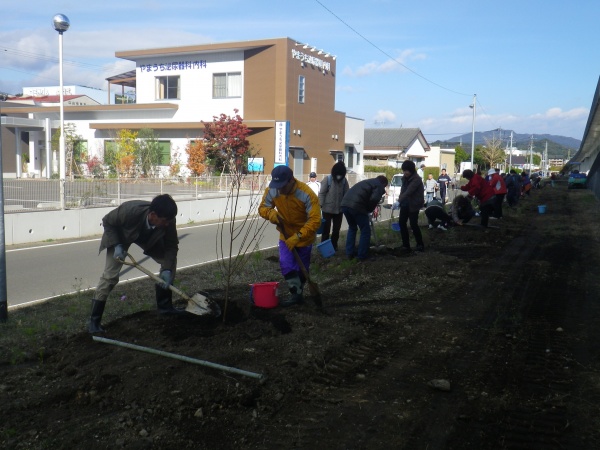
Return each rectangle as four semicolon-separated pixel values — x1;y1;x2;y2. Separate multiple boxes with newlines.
469;94;477;170
52;13;70;210
0;93;8;321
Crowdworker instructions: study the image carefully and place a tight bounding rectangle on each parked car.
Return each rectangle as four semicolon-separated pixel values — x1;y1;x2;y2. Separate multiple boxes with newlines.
568;170;587;189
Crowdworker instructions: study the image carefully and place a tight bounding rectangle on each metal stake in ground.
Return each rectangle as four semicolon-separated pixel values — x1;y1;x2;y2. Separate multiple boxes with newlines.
93;336;264;380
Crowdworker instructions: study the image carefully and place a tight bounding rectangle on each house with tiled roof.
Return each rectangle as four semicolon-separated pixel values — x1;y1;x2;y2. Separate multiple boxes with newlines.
363;128;430;168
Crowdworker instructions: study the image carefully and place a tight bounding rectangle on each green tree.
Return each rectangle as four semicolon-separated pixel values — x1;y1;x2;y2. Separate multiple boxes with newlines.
51;122;85;178
104;129;138;177
136;128;162;177
454;145;469;171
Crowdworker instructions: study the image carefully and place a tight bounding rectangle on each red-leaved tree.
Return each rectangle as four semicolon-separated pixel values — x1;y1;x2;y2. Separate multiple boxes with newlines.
202;110;268;321
202;109;251;173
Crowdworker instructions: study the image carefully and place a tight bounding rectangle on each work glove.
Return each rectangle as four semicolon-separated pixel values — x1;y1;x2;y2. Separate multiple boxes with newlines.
157;270;172;289
113;244;126;262
284;233;301;251
268;209;282;225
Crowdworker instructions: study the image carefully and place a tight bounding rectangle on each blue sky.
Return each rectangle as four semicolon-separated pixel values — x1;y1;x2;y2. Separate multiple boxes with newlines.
1;0;598;143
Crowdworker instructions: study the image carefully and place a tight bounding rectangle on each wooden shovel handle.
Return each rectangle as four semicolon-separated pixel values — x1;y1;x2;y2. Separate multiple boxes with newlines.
119;252;192;301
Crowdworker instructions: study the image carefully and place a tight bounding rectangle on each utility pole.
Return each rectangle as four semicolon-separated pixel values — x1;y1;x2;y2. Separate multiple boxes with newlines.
509;131;513;170
529;135;534;171
544;141;548;175
470;94;476;170
0;93;8;322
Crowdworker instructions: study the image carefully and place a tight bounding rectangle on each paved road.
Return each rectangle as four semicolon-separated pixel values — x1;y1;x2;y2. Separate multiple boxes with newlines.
6;220;280;309
6;206;392;309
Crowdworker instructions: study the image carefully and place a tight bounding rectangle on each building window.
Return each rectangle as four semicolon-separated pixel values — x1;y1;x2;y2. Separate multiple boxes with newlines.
212;72;242;98
155;76;180;100
158;141;172;165
298;76;305;104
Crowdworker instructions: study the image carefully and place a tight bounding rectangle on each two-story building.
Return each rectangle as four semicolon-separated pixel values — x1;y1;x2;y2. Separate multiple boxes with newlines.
0;37;364;178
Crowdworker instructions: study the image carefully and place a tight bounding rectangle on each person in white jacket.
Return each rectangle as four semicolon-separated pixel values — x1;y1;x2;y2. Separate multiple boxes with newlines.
424;173;439;205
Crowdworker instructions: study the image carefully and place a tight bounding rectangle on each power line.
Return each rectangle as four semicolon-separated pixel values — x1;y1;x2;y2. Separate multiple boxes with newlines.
314;0;470;97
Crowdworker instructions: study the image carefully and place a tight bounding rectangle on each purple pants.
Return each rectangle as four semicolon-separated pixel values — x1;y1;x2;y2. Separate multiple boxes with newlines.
278;240;312;277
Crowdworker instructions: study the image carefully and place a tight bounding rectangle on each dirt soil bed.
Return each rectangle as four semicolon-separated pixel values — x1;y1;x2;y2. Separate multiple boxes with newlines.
2;184;600;449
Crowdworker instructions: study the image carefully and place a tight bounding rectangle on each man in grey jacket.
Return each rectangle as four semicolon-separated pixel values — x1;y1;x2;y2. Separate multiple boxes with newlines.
318;161;349;251
88;194;180;333
341;175;388;261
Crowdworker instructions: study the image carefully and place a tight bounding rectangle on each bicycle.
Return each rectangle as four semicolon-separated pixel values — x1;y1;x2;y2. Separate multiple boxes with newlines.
371;194;385;222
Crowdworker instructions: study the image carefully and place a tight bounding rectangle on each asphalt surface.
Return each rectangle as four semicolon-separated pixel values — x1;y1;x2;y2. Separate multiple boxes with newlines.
6;220;280;309
5;208;392;309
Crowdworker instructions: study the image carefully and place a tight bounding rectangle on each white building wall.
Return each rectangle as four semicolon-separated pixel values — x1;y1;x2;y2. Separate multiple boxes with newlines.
345;116;365;174
134;51;245;120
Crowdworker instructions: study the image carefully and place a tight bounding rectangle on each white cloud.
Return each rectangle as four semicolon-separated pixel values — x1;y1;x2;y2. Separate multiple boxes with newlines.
372;110;397;125
412;106;589;141
344;49;426;77
530;107;588;121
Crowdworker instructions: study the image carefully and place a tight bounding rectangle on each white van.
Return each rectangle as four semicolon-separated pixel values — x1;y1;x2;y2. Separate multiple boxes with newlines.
387;172;428;206
387;173;403;205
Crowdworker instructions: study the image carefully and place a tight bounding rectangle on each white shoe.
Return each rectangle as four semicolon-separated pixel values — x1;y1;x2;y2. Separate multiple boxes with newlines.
428;224;434;229
437;225;447;231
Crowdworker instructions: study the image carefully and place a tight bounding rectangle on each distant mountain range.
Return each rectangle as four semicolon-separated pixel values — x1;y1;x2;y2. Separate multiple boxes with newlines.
430;130;581;160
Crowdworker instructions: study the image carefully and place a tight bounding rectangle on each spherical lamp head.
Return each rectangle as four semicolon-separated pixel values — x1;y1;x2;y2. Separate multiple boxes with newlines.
52;14;70;33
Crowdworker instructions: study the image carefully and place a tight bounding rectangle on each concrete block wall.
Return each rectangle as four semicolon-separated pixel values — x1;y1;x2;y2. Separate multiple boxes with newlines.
3;193;258;246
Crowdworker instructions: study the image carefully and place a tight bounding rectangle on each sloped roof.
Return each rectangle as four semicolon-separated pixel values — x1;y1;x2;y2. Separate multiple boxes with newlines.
364;128;429;150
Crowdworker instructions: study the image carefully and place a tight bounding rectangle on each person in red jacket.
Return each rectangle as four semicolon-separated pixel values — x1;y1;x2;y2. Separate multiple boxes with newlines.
488;168;507;219
460;169;496;228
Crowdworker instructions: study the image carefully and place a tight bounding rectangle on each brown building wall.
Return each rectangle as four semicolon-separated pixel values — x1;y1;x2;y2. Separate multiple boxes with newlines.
243;38;345;175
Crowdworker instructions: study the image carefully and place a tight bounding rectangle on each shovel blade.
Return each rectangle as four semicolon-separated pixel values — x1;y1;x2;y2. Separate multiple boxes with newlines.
185;292;222;317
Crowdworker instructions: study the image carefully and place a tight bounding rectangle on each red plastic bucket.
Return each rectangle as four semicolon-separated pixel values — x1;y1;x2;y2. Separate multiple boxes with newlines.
250;282;279;308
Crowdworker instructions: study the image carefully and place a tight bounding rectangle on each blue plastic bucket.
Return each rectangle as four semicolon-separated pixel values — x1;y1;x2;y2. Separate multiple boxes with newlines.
317;239;335;258
538;205;547;214
391;222;401;232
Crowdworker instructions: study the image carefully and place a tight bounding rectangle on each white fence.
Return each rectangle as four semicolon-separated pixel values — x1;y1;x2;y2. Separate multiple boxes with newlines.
2;173;376;214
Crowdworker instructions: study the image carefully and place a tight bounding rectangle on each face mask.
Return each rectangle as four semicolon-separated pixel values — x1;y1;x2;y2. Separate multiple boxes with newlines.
336;175;343;180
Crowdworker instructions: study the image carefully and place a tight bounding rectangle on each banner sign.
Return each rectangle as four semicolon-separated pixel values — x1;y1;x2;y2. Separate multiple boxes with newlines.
274;121;290;167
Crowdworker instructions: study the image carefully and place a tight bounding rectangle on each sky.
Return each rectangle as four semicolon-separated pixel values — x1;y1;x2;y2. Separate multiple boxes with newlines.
1;0;599;144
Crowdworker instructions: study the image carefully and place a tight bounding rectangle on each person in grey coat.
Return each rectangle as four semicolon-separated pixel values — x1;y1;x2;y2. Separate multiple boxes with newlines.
318;161;350;250
397;160;425;252
88;194;180;333
341;175;388;261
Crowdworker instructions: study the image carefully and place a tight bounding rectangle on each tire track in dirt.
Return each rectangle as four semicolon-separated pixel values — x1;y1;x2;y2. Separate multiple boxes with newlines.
440;189;597;449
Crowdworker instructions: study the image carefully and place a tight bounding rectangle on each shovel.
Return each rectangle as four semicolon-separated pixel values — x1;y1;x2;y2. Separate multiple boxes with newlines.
120;252;221;317
277;221;323;309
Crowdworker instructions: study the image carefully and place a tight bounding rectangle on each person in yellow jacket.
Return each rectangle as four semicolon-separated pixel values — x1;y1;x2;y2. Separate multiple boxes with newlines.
259;165;322;306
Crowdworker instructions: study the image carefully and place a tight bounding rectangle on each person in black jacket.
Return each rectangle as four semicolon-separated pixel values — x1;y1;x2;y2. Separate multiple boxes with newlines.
89;194;180;333
341;175;388;261
397;160;425;252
